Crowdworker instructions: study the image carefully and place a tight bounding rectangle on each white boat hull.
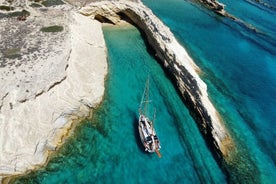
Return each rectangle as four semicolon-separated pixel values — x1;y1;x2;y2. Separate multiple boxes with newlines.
138;114;161;153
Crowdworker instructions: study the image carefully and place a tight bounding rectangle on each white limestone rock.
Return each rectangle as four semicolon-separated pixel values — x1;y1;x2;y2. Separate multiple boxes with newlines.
0;8;107;181
80;0;234;159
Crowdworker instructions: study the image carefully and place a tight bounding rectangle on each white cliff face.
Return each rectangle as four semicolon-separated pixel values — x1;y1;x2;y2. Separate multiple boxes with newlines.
0;10;107;180
0;0;232;180
80;0;233;158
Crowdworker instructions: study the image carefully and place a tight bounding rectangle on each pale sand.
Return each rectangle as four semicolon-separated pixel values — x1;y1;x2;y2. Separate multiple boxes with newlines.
0;11;107;180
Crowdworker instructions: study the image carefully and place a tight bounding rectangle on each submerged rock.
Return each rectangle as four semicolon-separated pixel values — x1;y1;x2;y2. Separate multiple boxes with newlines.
0;0;236;181
80;0;234;161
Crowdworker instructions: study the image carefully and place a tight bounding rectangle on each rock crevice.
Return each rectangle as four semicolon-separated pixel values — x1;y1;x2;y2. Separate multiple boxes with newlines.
80;0;234;159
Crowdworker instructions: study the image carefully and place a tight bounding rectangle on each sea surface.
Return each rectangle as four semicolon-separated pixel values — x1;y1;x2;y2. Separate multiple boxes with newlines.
13;0;276;183
142;0;276;183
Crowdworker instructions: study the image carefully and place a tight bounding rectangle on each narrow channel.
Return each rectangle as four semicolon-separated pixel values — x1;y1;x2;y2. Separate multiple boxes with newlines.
12;24;225;183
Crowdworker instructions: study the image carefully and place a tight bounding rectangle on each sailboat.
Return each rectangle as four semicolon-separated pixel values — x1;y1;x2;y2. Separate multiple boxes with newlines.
138;78;161;158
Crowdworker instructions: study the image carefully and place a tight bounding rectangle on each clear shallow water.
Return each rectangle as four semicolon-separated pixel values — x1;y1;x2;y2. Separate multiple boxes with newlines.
142;0;276;183
13;25;225;183
13;0;276;183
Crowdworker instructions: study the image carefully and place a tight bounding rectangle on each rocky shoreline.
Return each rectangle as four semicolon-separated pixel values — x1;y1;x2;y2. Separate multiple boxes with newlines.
0;0;235;181
80;0;234;160
0;1;107;181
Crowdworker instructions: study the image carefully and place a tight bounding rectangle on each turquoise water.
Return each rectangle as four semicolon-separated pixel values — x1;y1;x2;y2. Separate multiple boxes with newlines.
13;25;226;183
13;0;276;183
142;0;276;183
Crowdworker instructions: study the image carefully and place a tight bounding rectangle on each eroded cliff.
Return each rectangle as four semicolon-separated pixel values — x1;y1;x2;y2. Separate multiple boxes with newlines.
80;0;234;160
0;2;107;180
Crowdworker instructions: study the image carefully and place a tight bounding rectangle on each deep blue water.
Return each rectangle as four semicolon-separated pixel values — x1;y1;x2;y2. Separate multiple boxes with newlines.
12;25;225;183
12;0;276;183
142;0;276;182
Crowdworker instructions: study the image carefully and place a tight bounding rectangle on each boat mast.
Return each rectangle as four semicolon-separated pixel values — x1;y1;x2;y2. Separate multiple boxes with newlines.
153;108;156;124
140;77;150;116
145;77;149;116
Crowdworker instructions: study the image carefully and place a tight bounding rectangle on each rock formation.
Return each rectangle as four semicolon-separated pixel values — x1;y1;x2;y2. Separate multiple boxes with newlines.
80;0;234;160
0;2;107;181
198;0;226;15
0;0;236;181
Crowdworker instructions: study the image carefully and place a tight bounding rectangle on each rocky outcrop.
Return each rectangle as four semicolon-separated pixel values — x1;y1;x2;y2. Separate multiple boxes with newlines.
80;0;234;159
198;0;226;15
0;4;107;181
0;0;235;180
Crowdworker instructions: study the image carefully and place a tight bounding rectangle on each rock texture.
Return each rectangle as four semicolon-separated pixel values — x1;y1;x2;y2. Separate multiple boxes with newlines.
80;0;234;159
0;0;235;180
198;0;226;15
0;2;107;181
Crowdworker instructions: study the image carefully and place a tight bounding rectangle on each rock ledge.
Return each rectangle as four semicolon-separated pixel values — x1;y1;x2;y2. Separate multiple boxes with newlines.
0;4;107;181
80;0;234;160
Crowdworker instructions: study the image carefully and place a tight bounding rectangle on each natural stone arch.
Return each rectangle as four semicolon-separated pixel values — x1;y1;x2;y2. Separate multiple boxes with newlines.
94;14;115;24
